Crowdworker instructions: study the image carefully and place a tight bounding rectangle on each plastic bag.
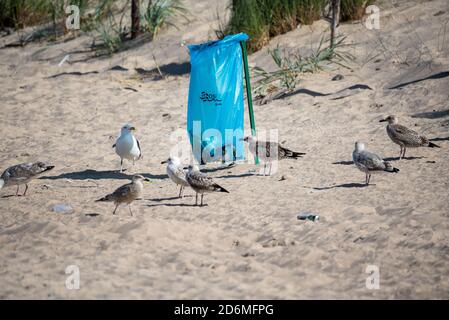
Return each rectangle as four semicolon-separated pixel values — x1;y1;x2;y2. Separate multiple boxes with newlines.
187;33;248;164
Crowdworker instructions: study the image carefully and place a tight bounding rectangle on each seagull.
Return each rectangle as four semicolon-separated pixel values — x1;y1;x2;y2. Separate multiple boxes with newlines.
186;165;229;206
95;175;150;216
0;162;55;196
161;156;189;198
243;136;306;175
352;142;399;185
113;124;142;172
380;115;440;159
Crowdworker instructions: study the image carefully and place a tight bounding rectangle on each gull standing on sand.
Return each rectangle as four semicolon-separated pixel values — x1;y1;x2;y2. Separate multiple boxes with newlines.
0;162;55;196
186;165;229;206
95;175;150;216
161;156;189;198
380;115;440;159
243;136;306;175
113;124;142;172
352;142;399;185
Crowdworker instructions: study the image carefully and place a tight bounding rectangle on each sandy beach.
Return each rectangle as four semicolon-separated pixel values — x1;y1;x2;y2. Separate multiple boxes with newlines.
0;0;449;299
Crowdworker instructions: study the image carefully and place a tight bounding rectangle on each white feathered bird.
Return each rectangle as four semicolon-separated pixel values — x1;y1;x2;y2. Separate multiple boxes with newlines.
161;156;189;198
113;124;142;172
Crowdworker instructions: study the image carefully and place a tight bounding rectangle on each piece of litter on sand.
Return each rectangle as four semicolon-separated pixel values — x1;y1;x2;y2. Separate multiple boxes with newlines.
297;212;320;222
332;74;344;81
58;54;70;67
52;204;74;213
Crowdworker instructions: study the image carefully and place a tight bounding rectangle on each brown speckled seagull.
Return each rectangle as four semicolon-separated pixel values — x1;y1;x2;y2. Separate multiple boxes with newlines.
95;175;150;216
380;115;440;159
352;142;399;185
186;165;229;206
0;162;55;196
243;136;306;175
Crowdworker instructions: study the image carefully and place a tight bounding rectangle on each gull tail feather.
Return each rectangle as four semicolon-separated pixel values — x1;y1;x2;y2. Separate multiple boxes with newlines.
214;184;229;193
428;142;441;148
95;194;114;202
43;166;55;172
384;162;400;173
283;147;306;159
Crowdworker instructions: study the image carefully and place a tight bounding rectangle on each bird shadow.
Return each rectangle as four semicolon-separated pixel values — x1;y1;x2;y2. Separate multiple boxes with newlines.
332;160;354;166
313;183;370;190
40;169;168;181
216;173;254;179
147;203;205;208
85;213;100;217
383;156;424;162
411;109;449;119
1;194;18;198
431;136;449;142
148;196;194;202
200;163;237;173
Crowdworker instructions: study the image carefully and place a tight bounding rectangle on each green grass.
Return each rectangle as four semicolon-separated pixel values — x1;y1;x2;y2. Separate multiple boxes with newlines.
252;34;353;97
217;0;327;53
0;0;92;30
142;0;189;38
340;0;373;22
218;0;375;53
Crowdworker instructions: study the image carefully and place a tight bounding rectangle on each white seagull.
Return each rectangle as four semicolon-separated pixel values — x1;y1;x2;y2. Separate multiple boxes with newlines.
113;124;142;172
352;142;399;185
161;156;189;198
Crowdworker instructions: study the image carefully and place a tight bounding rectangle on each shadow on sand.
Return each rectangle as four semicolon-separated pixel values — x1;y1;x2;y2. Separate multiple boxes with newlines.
388;71;449;89
412;109;449;119
383;156;424;162
313;183;370;190
40;169;168;181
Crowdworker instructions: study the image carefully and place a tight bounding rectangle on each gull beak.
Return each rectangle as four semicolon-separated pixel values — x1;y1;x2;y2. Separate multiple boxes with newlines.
183;166;189;170
161;159;168;164
379;119;387;122
144;178;151;183
129;127;136;131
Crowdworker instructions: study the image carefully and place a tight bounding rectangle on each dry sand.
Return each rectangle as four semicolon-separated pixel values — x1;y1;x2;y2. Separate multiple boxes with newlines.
0;0;449;299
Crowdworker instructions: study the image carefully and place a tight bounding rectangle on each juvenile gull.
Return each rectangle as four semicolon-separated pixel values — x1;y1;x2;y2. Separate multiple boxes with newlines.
352;142;399;185
186;165;229;206
380;115;440;159
95;175;150;216
0;162;54;196
113;124;142;172
243;136;306;175
161;156;189;198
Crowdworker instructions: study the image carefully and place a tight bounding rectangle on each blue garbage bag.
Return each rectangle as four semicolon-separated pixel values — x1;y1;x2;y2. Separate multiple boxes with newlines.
187;33;248;164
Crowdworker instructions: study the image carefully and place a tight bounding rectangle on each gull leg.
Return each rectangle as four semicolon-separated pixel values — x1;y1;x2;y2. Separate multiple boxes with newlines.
120;159;123;173
112;203;119;215
195;193;198;206
368;174;371;185
268;162;273;176
201;194;204;207
23;184;29;196
15;185;20;196
178;185;183;198
403;147;406;159
399;146;403;160
128;204;133;216
263;163;267;176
